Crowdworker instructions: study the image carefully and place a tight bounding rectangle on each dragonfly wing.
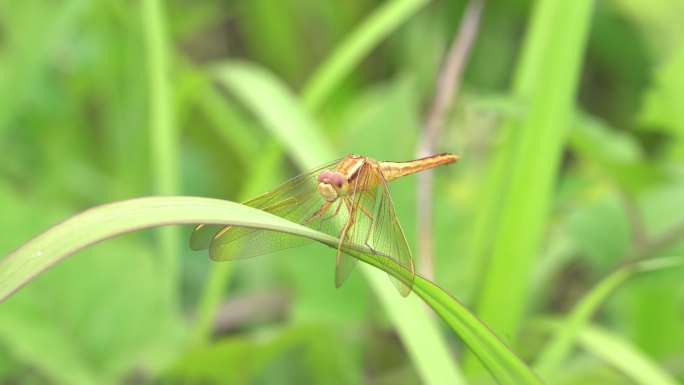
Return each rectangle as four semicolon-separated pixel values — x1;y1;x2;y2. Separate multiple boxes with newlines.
209;226;314;261
334;253;358;288
209;188;322;260
334;161;380;288
190;159;348;260
370;169;415;296
189;224;224;251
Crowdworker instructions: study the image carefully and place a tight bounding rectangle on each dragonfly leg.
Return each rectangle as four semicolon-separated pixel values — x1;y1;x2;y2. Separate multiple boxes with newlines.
316;200;344;230
343;197;355;218
321;199;343;222
336;201;354;264
342;198;359;233
303;201;332;225
344;197;376;251
358;202;375;248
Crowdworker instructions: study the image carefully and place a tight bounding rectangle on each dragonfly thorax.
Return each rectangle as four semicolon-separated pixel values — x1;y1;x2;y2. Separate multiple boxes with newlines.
317;170;349;202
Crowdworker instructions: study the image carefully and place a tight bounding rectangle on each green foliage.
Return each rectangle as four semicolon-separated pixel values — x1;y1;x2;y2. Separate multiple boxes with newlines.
575;324;680;385
301;0;433;111
1;0;684;383
170;324;360;384
534;257;684;379
0;196;536;384
471;0;595;343
639;44;684;157
0;240;183;385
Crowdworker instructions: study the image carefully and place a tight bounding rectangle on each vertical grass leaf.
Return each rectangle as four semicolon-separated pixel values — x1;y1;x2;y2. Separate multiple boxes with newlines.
301;0;432;112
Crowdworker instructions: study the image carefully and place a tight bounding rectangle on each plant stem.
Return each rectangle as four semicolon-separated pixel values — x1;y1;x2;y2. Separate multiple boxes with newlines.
301;0;432;112
416;0;485;281
142;0;180;301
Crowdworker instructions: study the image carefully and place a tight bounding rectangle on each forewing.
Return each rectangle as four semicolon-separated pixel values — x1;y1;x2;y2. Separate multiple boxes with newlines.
209;188;320;260
189;159;350;261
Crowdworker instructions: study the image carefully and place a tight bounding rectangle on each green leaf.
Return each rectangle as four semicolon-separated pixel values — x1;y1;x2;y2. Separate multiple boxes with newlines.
0;196;542;384
170;324;359;384
611;0;684;58
0;0;92;135
0;240;183;385
534;256;684;378
535;320;680;385
578;324;680;385
0;185;183;385
213;61;334;170
184;66;266;165
300;0;432;111
470;0;596;343
639;43;684;157
570;113;666;194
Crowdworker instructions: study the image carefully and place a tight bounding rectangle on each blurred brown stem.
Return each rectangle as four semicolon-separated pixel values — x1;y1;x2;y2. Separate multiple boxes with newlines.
416;0;485;280
621;192;651;254
213;290;291;334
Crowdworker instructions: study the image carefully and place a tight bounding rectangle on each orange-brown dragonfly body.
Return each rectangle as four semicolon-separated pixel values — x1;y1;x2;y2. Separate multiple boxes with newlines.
191;153;458;296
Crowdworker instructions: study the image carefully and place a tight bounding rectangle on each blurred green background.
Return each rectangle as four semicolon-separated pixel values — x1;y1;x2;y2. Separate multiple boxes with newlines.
1;0;684;384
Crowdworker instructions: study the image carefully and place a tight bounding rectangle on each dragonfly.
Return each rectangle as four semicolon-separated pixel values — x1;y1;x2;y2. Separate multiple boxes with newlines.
190;153;459;296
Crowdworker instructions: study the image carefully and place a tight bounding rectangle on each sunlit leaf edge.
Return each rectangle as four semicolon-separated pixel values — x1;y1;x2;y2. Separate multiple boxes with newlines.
0;196;543;385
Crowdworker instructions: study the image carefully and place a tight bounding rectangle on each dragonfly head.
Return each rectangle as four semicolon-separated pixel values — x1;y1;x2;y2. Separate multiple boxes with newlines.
318;170;349;201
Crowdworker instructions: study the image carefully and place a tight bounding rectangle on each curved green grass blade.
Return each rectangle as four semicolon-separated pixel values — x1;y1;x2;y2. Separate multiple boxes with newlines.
300;0;432;111
534;256;684;378
0;197;330;302
579;324;680;385
411;277;543;385
213;61;333;171
0;196;542;384
535;320;680;385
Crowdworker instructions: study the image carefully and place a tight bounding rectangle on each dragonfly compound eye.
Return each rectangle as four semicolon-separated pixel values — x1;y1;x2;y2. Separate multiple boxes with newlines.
318;171;331;183
330;173;344;187
327;172;349;196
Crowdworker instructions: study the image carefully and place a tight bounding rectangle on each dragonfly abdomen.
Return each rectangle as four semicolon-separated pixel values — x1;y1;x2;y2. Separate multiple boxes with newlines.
380;153;459;182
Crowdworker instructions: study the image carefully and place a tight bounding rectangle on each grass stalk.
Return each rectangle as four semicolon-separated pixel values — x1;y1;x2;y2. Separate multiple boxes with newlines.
142;0;180;298
470;0;595;341
301;0;432;112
